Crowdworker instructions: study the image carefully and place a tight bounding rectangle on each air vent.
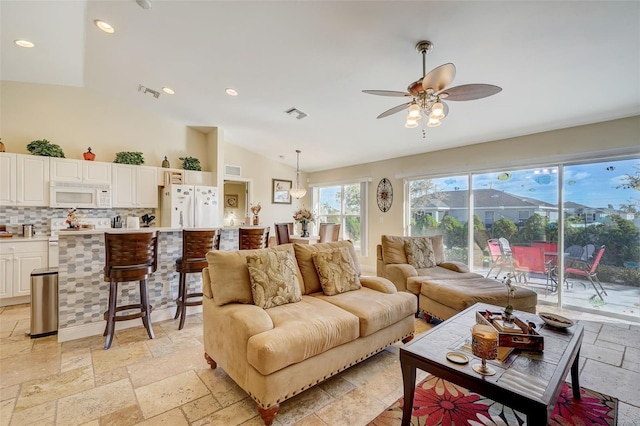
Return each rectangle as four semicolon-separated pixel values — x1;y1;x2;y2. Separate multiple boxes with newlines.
138;84;160;99
284;107;308;120
224;164;241;177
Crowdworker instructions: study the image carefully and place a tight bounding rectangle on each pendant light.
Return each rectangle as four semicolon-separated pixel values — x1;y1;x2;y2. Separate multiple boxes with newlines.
289;149;307;199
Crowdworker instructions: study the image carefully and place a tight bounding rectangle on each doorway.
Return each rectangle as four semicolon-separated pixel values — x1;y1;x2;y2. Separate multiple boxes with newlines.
223;179;252;226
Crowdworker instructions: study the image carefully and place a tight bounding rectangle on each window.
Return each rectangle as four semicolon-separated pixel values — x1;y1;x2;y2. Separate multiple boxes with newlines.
312;181;368;255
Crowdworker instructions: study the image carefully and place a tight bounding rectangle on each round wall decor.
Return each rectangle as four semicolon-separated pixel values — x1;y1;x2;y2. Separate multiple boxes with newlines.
376;178;393;212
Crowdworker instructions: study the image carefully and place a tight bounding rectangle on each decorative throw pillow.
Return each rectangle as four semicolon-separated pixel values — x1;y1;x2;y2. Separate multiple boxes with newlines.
404;237;437;268
311;247;361;296
246;250;302;309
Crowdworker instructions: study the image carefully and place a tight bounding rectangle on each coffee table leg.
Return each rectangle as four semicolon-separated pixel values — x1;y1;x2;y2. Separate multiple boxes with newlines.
401;362;416;426
571;347;581;400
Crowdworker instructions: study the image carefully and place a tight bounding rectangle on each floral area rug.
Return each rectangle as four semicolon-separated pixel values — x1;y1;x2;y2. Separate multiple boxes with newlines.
369;374;617;426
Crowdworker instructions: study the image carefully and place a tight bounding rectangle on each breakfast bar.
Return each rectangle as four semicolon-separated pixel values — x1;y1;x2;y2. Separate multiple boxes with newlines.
56;227;195;342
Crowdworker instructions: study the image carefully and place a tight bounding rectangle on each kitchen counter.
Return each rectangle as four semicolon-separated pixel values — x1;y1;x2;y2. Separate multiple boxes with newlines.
56;226;187;236
0;235;50;242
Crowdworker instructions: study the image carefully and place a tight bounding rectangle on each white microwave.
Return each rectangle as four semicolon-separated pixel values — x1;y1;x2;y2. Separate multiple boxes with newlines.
50;182;112;209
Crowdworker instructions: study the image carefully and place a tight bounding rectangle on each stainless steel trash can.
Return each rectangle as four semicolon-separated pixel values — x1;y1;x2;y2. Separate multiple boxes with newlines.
30;267;58;338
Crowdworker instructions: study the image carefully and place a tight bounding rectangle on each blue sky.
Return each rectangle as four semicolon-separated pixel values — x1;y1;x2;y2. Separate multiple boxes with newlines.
437;158;639;209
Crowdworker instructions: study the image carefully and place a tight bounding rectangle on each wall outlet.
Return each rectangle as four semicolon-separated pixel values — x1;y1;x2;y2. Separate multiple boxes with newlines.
9;216;18;225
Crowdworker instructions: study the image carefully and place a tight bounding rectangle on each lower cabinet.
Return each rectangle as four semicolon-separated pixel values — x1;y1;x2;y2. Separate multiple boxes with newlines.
0;241;48;305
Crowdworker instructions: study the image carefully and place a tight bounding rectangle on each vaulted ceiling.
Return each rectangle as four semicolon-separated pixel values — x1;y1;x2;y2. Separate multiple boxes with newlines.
2;1;639;171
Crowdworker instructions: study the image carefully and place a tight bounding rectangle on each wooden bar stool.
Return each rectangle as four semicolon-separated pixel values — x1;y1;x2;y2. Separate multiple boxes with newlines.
239;227;270;249
103;232;158;349
174;229;218;330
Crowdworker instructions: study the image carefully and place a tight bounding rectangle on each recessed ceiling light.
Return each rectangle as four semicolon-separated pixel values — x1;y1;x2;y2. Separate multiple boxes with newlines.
225;88;238;96
162;87;175;95
14;39;35;48
94;20;115;34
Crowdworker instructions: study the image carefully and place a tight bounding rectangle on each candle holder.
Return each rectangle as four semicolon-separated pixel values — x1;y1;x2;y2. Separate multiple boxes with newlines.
471;324;498;376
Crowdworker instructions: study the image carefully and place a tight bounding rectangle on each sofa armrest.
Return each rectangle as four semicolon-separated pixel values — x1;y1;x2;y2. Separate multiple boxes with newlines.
380;264;418;292
204;294;274;339
439;261;470;273
360;276;397;294
202;267;213;298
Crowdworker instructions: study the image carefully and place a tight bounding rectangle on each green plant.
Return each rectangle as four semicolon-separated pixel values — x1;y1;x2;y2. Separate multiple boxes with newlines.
179;156;201;171
26;139;65;157
114;152;144;165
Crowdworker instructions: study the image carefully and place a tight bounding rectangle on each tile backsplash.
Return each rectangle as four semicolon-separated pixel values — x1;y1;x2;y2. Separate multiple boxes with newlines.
0;207;157;237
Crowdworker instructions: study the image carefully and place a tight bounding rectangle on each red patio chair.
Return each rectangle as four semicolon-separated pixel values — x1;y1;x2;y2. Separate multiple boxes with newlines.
485;239;513;278
511;245;556;293
565;245;607;301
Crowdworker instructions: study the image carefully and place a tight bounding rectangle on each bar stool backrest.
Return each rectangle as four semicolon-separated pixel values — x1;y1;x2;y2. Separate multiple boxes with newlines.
181;229;217;271
240;227;269;249
104;232;158;282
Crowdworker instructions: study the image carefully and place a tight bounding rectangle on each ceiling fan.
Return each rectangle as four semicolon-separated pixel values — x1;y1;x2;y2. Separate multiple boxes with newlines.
363;40;502;130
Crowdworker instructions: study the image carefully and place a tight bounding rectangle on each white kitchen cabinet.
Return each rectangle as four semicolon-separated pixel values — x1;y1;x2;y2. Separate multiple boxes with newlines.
185;170;213;186
0;153;50;207
17;154;50;206
50;158;111;185
0;153;16;206
112;164;158;208
0;240;48;305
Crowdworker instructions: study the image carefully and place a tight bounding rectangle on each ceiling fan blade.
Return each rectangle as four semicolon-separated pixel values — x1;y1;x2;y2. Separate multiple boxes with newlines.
421;63;456;92
377;102;411;119
439;84;502;101
363;90;411;97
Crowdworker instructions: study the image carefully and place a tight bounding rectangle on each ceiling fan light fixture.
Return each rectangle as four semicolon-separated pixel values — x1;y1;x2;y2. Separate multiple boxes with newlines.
405;119;419;128
408;103;422;120
430;102;445;119
290;149;307;199
427;118;441;127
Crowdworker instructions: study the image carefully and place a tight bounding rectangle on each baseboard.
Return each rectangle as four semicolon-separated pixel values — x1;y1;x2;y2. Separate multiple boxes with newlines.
57;305;203;343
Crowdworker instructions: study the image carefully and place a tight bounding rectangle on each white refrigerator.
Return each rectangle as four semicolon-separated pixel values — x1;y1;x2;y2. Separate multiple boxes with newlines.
160;185;220;228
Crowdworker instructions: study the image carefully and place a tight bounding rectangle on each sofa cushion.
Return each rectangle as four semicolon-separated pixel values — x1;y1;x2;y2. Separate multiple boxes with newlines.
206;244;304;306
416;277;538;313
312;247;361;296
246;296;360;375
404;237;437;269
381;234;445;265
294;240;361;294
247;249;302;309
313;287;416;337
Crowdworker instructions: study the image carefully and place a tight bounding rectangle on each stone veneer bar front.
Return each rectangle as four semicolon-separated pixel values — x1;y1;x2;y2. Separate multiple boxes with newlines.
56;228;200;342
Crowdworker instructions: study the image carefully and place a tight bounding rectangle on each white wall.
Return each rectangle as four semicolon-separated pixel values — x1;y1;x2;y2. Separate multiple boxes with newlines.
309;116;640;269
1;81;209;169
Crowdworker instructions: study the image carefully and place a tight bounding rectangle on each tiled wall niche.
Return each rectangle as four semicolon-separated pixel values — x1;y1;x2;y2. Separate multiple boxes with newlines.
0;207;158;237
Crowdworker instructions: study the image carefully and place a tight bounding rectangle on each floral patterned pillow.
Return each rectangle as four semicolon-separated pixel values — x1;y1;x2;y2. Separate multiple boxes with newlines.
404;237;437;269
312;247;361;296
246;250;302;309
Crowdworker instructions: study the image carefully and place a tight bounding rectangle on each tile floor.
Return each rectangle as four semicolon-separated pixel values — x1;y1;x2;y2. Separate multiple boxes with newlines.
1;304;639;426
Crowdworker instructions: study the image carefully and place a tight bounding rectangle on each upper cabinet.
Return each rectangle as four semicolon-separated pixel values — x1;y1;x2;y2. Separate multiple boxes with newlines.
50;158;111;185
0;153;49;207
112;164;158;208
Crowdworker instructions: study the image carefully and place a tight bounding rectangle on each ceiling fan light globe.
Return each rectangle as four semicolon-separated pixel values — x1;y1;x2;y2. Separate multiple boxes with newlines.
429;110;445;120
408;103;422;120
405;119;419;128
427;118;441;127
430;102;445;119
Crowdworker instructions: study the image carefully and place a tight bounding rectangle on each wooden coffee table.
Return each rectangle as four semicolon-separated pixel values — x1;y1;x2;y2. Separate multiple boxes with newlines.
400;302;583;425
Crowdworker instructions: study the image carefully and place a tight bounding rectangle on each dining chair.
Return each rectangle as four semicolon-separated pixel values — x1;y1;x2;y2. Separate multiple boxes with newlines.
318;223;336;243
103;232;158;349
274;223;292;245
239;227;270;249
332;223;341;241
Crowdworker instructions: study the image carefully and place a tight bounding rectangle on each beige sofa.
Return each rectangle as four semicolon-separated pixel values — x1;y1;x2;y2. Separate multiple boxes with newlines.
377;235;537;321
202;240;416;425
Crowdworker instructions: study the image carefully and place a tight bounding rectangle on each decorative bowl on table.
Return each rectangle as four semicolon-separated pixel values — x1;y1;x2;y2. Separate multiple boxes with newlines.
538;312;574;329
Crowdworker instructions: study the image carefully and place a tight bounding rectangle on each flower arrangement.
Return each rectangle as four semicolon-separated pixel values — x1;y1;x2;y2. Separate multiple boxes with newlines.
65;208;85;228
293;207;315;223
250;202;262;216
501;273;517;317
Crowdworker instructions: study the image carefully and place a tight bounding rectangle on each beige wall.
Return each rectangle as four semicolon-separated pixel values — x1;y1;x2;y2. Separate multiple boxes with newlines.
1;81;208;169
309;115;640;269
223;143;309;233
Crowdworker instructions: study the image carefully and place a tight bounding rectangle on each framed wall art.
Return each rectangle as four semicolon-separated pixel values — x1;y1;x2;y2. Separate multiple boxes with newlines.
272;179;292;204
225;194;239;208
